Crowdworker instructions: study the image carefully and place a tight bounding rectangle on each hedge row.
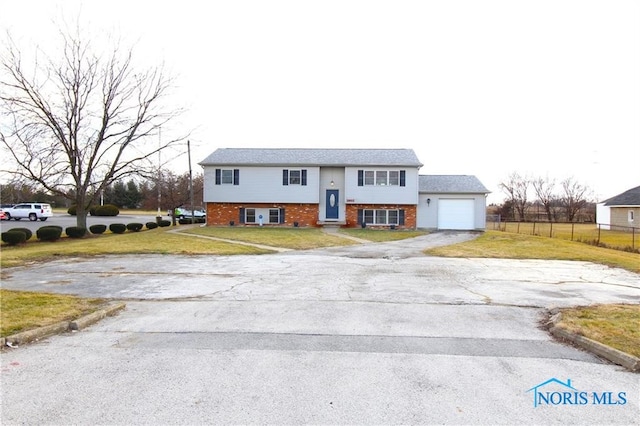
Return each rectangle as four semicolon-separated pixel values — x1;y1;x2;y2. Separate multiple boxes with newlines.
2;221;169;245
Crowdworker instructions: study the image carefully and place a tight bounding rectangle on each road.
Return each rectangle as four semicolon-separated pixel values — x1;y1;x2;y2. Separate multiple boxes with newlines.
1;232;639;424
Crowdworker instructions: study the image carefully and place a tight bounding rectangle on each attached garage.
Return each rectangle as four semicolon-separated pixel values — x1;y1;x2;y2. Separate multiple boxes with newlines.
438;199;475;230
417;175;490;230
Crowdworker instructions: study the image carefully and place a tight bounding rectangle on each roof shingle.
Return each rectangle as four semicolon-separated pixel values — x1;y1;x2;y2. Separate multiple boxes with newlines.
419;175;490;194
199;148;423;167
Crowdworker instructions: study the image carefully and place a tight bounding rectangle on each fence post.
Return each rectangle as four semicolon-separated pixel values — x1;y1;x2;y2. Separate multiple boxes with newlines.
533;221;536;236
550;222;553;238
597;223;601;245
633;227;636;251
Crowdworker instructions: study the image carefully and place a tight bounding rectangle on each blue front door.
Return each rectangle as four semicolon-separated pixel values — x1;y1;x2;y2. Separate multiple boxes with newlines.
326;189;339;220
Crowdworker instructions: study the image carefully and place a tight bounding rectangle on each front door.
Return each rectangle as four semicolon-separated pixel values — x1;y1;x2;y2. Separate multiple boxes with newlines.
325;189;339;220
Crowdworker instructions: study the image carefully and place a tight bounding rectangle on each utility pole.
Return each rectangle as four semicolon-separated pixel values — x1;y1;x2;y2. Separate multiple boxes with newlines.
156;127;162;223
188;139;194;223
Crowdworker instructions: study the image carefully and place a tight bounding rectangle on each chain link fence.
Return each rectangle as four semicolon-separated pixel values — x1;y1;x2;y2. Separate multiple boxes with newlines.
486;217;639;253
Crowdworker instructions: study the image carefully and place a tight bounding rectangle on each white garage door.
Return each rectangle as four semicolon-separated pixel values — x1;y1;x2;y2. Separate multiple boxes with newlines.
438;199;475;230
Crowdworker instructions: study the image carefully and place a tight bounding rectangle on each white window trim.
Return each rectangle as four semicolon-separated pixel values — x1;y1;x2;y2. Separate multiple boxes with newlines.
363;209;400;225
364;170;401;186
220;169;234;184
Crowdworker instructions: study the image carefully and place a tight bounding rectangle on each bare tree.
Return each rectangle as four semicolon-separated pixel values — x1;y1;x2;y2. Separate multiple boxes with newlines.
499;172;530;221
532;176;556;222
560;177;589;222
0;26;185;229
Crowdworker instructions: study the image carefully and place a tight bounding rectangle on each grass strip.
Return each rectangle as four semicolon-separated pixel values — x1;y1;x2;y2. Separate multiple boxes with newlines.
557;304;640;358
1;289;105;337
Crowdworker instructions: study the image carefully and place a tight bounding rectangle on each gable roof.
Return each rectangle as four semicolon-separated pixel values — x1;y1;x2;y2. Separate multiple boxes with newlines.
602;185;640;206
199;148;423;167
419;175;490;194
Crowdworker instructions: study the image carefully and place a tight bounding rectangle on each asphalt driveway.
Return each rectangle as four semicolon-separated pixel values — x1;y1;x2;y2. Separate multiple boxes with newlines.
1;232;639;424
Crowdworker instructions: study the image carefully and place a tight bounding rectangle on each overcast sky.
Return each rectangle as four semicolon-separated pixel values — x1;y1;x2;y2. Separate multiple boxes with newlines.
2;0;639;204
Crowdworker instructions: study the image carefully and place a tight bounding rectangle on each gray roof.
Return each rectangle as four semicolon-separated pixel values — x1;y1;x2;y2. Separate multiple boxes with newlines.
199;148;423;167
603;185;640;206
419;175;490;194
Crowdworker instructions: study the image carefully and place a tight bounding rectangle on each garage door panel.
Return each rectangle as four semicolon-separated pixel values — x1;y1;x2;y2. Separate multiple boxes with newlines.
438;199;474;230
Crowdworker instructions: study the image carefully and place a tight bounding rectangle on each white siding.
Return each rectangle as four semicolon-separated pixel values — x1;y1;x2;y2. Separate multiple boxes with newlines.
344;167;419;205
203;166;320;203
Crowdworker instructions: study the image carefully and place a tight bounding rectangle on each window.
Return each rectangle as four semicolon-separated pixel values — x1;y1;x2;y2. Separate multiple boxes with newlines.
269;209;280;224
289;170;301;185
283;169;307;185
630;210;635;222
376;171;388;186
215;168;239;185
364;171;375;186
360;209;403;225
389;171;399;186
358;170;406;186
221;169;233;184
245;209;256;223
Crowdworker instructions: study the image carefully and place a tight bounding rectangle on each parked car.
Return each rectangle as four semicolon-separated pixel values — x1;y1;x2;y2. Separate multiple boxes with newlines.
3;203;53;221
170;207;206;219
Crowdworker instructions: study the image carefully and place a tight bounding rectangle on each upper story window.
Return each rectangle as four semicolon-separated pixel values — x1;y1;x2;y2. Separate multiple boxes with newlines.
215;168;239;185
358;170;406;187
282;169;307;186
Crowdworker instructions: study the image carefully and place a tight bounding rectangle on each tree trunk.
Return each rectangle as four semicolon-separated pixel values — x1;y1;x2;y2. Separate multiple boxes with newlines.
75;195;89;230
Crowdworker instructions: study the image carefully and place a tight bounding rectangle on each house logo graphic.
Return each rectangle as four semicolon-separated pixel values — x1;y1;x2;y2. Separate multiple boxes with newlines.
526;378;627;408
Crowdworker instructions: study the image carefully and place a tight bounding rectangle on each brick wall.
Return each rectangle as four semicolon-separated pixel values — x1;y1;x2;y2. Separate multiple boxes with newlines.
206;203;319;227
206;202;418;229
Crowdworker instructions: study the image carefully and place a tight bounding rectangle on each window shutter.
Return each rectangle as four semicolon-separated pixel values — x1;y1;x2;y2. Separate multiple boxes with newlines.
233;169;240;185
215;169;221;185
280;208;285;224
357;170;364;186
400;170;406;187
357;209;364;225
399;209;405;226
282;169;289;186
301;169;307;186
239;208;245;224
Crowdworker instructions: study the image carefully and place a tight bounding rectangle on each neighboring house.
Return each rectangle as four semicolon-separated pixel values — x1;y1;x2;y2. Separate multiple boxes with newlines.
199;148;488;230
596;185;640;230
417;175;490;230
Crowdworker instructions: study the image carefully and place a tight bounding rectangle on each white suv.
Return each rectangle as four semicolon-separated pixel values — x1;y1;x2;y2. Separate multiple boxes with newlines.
4;203;53;221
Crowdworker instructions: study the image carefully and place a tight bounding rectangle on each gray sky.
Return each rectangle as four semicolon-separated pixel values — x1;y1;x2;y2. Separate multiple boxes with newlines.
2;0;639;203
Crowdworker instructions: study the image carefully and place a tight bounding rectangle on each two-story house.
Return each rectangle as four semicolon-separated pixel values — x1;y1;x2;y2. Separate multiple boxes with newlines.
199;148;489;230
200;148;421;228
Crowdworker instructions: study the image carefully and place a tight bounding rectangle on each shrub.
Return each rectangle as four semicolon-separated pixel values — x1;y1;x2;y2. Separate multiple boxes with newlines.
36;226;63;241
89;224;107;234
2;231;27;245
9;227;33;240
65;226;87;238
126;223;143;232
158;220;171;227
93;204;120;216
109;223;127;234
145;221;158;230
68;205;77;216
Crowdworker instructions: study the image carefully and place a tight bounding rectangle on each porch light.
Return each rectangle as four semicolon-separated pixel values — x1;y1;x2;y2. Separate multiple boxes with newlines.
427;198;431;206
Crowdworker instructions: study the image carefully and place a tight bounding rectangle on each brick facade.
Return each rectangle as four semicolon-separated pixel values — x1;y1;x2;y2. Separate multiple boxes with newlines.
206;202;417;229
345;204;417;229
206;203;319;227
